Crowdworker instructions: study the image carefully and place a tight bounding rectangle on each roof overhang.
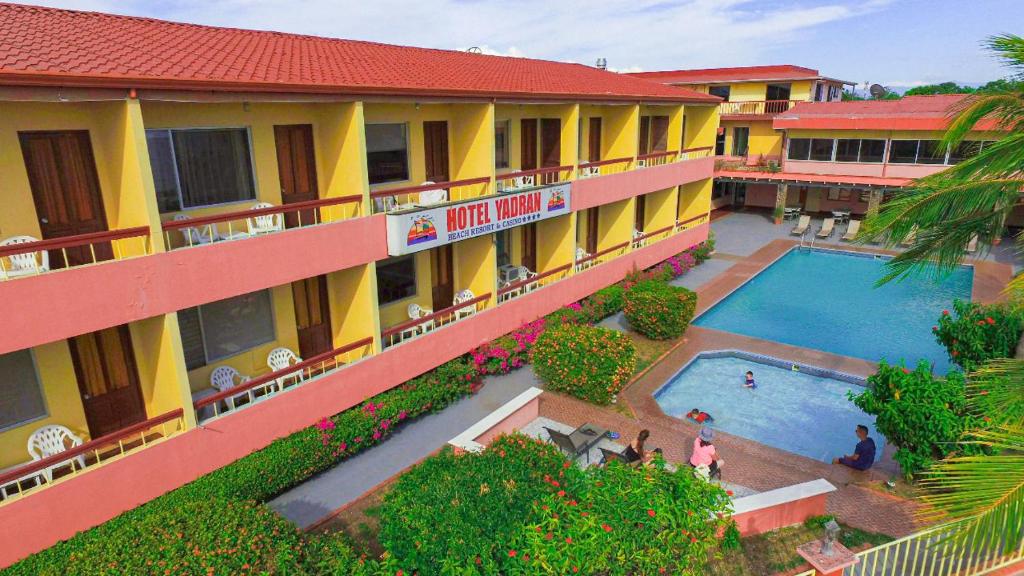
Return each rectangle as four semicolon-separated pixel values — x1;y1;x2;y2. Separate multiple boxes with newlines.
715;169;911;188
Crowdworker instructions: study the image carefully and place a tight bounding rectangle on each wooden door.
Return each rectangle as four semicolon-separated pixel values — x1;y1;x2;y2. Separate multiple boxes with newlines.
521;223;537;272
540;119;561;184
588;117;602;162
69;326;146;438
423;121;450;183
638;116;651;155
292;275;333;358
635;195;646;232
430;244;455;312
650;116;669;152
520;119;538;171
274;124;320;228
20;131;111;268
586;208;600;254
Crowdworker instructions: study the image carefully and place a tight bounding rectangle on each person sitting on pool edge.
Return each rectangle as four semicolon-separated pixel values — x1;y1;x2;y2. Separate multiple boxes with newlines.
832;424;876;471
687;408;714;424
744;370;757;389
689;427;723;480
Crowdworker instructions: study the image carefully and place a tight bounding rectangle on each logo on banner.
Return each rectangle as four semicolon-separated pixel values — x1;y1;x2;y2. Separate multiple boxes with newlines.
406;215;438;246
547;188;566;211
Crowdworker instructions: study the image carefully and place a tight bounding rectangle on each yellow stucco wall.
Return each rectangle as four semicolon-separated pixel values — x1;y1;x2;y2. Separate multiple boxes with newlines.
598;198;633;251
536;214;574;273
641;188;677;231
722;119;783;158
495;103;580;175
682;104;719;150
678;178;713;221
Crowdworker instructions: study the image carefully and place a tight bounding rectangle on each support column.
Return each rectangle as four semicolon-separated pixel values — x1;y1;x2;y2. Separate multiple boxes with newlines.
774;184;788;224
866;189;883;218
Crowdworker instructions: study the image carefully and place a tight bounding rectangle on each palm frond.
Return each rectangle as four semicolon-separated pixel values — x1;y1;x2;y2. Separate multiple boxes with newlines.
969;359;1024;425
987;34;1024;74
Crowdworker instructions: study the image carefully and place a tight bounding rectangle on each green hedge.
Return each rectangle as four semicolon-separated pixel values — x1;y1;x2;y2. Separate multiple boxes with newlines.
623;280;697;340
531;322;637;404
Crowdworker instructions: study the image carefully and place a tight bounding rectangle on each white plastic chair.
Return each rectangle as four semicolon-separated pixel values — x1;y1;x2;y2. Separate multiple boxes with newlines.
575;247;594;271
1;235;49;279
636;158;648;168
453;289;477;320
209;366;254;410
247;202;284;235
173;214;214;246
579;166;600;178
632;228;647;249
517;265;539;292
403;302;434;340
27;425;85;482
266;347;303;391
418;182;448;206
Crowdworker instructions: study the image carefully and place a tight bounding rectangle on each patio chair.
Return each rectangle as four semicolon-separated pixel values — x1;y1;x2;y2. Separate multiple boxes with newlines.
453;289;477;320
417;181;447;206
965;234;978;253
816;218;835;239
599;446;632;466
632;228;647;249
266;347;303;391
403;302;434;339
579;166;600;178
575;247;595;271
900;225;918;247
209;366;255;410
517;266;539;292
172;214;214;246
0;235;49;278
544;424;607;464
841;220;861;242
27;425;85;482
790;215;810;236
247;202;284;235
511;175;535;190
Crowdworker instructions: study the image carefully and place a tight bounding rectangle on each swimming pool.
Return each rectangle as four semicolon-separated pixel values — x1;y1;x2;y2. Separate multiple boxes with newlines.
655;352;886;462
694;248;972;372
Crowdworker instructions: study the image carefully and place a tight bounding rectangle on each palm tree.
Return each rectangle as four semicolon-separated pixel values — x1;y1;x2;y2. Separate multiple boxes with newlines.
859;34;1024;560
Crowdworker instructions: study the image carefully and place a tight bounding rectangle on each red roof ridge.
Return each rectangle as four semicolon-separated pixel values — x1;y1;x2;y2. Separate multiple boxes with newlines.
632;64;819;78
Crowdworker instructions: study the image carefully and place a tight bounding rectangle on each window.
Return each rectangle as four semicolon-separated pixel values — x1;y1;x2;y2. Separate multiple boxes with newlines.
495;120;510;169
377;256;417;305
708;85;730;101
787;138;812;160
809;139;835;161
178;290;276;370
732;127;749;156
496;229;511;267
828;85;841;101
835;139;886;163
814;83;825;102
366;123;409;184
765;83;792;101
917;140;945;164
888;140;919;164
146;128;257;213
0;350;46;430
949;140;985;164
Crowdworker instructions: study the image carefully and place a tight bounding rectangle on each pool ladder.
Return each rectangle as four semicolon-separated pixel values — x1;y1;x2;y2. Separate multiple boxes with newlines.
799;231;815;251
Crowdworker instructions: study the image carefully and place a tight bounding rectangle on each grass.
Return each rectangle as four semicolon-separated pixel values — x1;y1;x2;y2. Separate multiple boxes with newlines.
628;330;676;375
705;517;892;576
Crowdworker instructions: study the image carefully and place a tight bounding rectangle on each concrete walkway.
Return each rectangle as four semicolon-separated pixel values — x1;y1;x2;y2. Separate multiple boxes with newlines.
269;368;542;528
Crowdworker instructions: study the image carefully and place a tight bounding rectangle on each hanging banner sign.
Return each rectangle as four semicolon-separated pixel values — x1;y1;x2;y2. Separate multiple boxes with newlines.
385;184;571;255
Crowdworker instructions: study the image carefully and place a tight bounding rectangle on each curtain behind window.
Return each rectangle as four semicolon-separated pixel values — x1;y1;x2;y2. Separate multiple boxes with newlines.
0;350;46;430
172;129;256;208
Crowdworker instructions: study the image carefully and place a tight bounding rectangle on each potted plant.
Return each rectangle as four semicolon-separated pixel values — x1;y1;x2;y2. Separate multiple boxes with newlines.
773;204;785;224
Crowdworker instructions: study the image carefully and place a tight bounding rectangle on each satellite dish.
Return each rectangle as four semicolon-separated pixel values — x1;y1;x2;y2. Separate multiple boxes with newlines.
869;84;888;98
595;58;608;70
466;46;482;54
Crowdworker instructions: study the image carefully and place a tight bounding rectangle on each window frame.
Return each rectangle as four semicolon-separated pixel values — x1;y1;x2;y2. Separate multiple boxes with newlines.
833;139;886;163
181;290;278;369
888;139;921;164
495;119;510;169
365;122;412;186
787;138;812;161
0;349;48;433
708;85;731;101
809;138;836;162
146;127;260;214
376;255;419;306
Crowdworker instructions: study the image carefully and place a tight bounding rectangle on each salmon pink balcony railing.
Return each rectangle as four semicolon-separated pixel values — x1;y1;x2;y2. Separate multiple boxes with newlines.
496;165;574;192
636;150;678;168
496;263;572;304
381;292;491;348
676;213;710;232
0;408;185;503
193;337;374;422
574;241;630;273
719;99;802;116
677;146;714;161
0;226;151;281
630;224;675;250
161;195;363;250
370;177;491;214
576;156;632;179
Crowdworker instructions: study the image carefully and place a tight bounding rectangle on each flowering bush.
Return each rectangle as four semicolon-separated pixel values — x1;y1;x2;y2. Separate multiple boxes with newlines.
472;319;545;376
933;299;1024;370
531;322;637;404
850;360;990;476
623;280;698;340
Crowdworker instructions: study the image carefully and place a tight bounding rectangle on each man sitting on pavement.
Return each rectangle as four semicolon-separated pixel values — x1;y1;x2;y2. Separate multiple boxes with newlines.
832;424;876;471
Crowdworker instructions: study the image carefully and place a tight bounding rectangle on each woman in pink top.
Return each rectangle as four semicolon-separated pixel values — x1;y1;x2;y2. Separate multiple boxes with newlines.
689;428;723;480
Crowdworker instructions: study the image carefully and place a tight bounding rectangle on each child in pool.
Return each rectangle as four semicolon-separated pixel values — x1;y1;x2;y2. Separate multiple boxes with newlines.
744;371;757;389
687;408;714;423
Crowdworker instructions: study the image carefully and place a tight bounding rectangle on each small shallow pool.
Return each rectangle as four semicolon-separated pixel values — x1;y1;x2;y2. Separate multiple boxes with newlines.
655;352;886;462
693;248;972;372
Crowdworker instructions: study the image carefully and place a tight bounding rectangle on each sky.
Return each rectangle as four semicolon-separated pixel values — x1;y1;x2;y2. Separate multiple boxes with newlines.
13;0;1023;91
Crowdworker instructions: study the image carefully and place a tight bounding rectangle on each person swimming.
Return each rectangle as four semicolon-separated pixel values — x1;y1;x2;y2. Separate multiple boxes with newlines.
744;370;757;389
687;408;714;423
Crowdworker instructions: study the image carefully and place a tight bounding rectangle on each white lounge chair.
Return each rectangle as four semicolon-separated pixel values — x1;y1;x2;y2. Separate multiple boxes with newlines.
790;215;810;236
842;220;861;242
27;425;85;482
247;202;284;235
266;347;302;391
965;235;978;253
209;366;255;410
453;289;477;320
0;235;49;278
817;218;835;238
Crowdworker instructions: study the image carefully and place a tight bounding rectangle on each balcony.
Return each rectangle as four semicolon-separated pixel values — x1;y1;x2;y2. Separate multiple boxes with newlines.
572;147;714;212
370;177;491;214
720;99;803;119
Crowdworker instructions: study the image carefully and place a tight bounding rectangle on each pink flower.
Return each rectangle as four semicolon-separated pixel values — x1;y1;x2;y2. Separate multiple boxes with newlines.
372;430;381;441
317;418;335;432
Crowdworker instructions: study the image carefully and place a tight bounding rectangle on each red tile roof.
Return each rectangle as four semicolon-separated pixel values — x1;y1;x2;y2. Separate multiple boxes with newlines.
630;65;848;85
773;95;999;131
715;169;911;188
0;3;718;103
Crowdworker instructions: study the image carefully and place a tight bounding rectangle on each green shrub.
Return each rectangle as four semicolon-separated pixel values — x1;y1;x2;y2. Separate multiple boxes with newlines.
933;299;1024;370
531;323;637;404
623;280;697;340
378;435;566;575
720;520;743;552
545;305;587;326
849;360;990;476
579;284;625;322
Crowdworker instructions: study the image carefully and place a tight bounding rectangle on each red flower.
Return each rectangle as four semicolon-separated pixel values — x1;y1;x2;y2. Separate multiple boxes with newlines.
987;317;996;325
563;461;571;469
557;490;566;497
397;571;403;576
647;509;656;517
979;390;989;395
726;490;734;496
602;523;613;532
508;550;517;558
565;537;573;544
942;310;950;316
545;532;553;540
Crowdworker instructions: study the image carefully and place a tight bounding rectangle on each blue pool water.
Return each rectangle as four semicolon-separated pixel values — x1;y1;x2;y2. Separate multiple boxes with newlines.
655;354;886;462
694;249;973;372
